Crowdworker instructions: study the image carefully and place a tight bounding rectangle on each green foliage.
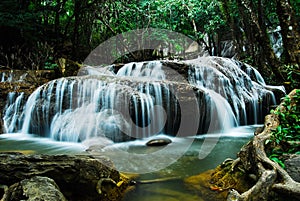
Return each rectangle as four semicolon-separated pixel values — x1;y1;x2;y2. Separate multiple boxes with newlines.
291;0;300;20
269;153;286;169
0;0;39;37
267;89;300;168
284;64;300;89
0;0;299;74
44;57;58;70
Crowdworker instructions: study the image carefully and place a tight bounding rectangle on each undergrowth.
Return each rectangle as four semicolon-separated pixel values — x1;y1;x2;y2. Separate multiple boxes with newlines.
266;89;300;168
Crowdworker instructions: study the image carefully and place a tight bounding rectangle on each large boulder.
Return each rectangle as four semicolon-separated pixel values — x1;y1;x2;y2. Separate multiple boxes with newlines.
0;153;130;201
2;176;67;201
285;156;300;182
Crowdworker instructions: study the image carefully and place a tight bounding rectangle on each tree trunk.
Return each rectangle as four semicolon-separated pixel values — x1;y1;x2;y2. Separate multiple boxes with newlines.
276;0;300;64
236;0;256;61
72;0;80;58
240;0;284;80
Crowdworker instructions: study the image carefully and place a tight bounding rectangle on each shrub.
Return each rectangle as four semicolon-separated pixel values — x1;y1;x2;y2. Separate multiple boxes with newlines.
267;89;300;168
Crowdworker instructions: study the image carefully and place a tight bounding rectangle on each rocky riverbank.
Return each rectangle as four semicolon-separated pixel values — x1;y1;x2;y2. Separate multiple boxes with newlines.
0;153;131;201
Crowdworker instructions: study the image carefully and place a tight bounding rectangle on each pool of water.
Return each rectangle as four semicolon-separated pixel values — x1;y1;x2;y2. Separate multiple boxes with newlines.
121;125;258;201
0;133;87;154
120;135;251;201
0;125;259;201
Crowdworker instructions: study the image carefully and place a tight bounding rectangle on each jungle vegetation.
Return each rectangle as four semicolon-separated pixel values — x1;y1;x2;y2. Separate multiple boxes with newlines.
0;0;299;85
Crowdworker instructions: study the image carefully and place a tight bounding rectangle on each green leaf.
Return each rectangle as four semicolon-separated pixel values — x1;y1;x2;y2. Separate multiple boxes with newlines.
277;125;282;132
270;157;285;169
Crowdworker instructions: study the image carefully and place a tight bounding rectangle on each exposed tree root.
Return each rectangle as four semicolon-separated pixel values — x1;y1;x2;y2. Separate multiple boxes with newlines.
210;90;300;201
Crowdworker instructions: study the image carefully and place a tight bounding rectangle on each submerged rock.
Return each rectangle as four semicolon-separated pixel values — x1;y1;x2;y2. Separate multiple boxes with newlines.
146;137;172;146
83;136;114;152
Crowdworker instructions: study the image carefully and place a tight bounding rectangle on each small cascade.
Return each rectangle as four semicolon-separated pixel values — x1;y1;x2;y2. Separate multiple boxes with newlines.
2;57;283;142
187;57;280;125
0;71;13;82
0;70;28;83
204;89;237;133
269;27;283;58
3;92;25;133
116;61;165;80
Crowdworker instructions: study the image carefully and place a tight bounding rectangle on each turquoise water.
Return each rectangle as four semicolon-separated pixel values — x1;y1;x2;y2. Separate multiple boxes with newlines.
0;125;259;201
122;125;258;201
121;136;251;201
0;133;87;154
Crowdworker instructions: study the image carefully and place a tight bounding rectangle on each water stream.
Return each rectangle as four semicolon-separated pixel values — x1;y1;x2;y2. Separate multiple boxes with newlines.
0;125;257;201
0;56;284;200
122;126;257;201
3;57;282;140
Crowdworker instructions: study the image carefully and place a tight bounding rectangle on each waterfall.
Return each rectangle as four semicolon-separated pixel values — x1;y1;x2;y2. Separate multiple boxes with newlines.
269;26;283;58
187;57;281;125
3;92;25;133
0;72;13;82
10;75;174;142
0;70;28;83
116;61;165;80
2;57;283;142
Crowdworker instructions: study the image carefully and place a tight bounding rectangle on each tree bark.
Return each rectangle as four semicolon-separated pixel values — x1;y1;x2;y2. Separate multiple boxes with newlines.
239;0;284;80
72;0;81;58
276;0;300;64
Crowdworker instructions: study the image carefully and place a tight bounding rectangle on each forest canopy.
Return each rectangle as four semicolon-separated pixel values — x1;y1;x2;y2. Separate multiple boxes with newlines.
0;0;299;85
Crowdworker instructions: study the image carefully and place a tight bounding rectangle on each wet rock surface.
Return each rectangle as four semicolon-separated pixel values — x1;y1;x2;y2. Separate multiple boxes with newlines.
3;176;67;201
285;156;300;182
146;137;172;146
0;153;130;201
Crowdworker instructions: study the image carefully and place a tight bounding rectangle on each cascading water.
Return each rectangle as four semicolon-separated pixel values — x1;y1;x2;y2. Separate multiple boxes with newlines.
0;70;28;83
2;57;283;142
269;26;283;58
6;75;176;142
187;57;283;125
3;92;25;132
0;71;13;82
116;61;166;80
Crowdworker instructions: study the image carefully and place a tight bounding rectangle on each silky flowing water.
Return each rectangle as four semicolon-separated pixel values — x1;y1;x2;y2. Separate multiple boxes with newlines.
0;57;284;200
3;57;281;141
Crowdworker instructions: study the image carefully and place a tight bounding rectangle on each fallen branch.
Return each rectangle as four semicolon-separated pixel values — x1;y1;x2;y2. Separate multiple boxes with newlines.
137;176;181;185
